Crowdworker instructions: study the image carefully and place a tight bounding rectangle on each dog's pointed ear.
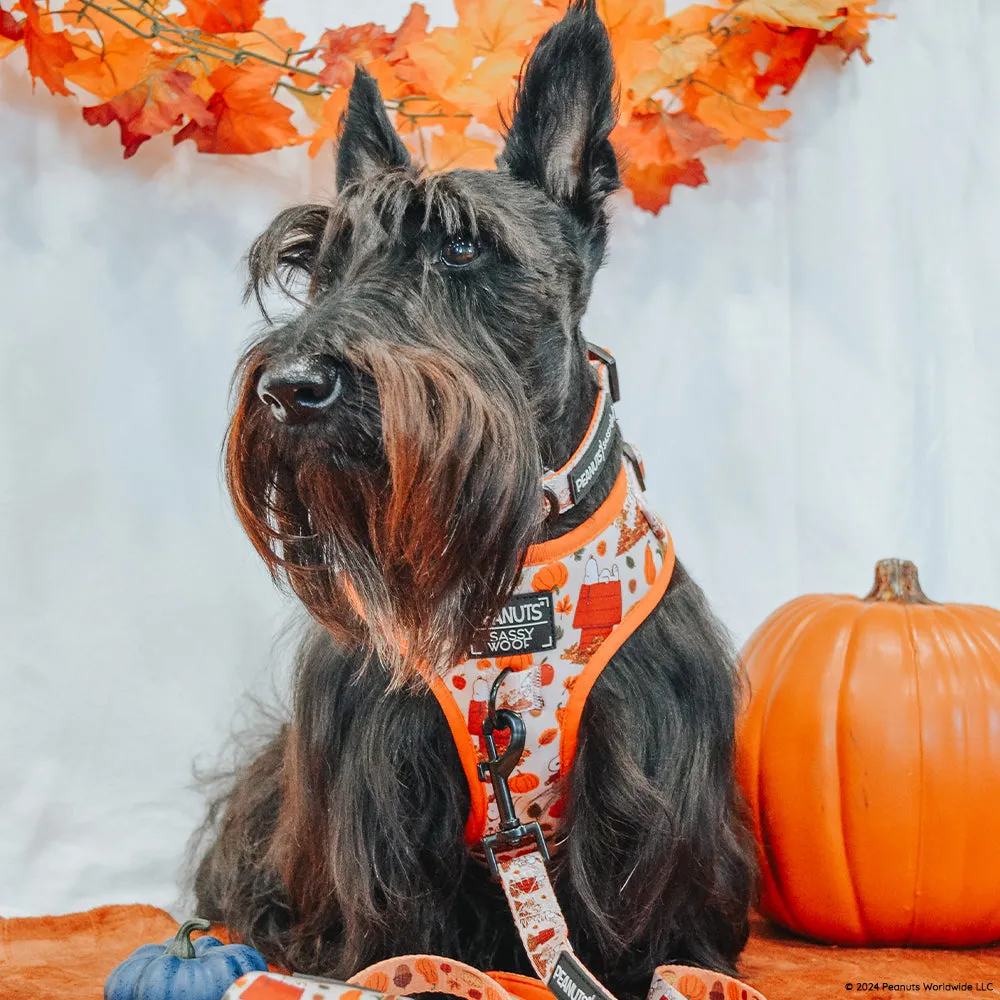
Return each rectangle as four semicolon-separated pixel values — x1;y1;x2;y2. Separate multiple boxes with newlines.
336;66;411;190
499;0;619;221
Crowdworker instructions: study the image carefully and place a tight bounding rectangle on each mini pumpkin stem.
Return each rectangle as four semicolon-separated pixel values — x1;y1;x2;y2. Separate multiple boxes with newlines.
864;559;933;604
164;918;212;959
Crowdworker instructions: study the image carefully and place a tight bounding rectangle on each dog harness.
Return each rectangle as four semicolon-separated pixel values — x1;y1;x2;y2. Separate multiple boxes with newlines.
428;350;676;851
224;349;769;1000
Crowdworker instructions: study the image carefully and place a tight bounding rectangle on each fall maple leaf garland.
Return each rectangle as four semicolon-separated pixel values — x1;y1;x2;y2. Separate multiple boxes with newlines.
0;0;887;213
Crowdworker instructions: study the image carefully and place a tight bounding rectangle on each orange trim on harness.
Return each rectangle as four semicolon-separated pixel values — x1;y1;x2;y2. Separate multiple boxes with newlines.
429;672;489;845
559;531;675;774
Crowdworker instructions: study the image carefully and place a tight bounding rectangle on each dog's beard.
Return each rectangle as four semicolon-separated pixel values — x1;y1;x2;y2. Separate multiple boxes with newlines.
228;339;543;685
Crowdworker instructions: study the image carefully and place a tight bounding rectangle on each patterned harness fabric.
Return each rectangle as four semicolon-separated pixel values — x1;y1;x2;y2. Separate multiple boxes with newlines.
429;459;675;849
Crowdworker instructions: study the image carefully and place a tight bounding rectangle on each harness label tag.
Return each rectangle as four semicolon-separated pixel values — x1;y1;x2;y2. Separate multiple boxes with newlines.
568;399;617;504
548;951;614;1000
470;592;556;657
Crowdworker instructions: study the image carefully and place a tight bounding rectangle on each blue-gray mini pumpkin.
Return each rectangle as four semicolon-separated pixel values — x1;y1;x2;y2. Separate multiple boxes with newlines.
105;917;268;1000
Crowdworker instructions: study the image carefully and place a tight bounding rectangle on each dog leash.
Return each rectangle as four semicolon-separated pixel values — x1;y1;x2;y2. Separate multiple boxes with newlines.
473;687;767;1000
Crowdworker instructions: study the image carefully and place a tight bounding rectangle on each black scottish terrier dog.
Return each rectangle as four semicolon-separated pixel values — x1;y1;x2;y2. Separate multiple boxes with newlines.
194;1;756;994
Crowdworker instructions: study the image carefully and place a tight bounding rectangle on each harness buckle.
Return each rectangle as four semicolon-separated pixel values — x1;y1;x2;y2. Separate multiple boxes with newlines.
586;343;620;403
477;672;551;879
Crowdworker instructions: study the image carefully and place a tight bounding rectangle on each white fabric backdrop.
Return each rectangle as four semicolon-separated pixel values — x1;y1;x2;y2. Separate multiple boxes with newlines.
1;0;997;917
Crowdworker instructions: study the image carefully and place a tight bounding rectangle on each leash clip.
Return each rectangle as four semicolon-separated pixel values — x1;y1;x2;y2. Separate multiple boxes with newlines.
477;672;551;879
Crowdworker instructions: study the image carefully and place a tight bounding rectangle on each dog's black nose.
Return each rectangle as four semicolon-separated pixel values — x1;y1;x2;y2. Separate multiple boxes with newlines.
257;356;343;424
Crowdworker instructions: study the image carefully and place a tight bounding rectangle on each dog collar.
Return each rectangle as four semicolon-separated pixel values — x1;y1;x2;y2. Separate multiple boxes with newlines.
541;344;631;520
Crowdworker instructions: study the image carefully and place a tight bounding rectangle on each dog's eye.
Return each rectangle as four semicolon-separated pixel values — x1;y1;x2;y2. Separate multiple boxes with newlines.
440;237;480;268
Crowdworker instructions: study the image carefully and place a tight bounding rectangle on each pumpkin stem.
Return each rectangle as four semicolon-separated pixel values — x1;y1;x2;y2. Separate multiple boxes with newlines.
863;559;933;604
164;918;212;959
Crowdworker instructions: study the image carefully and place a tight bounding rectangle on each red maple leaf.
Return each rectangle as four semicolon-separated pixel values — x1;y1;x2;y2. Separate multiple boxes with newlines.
748;26;819;97
623;158;708;214
0;5;24;40
823;0;889;64
174;63;300;154
83;68;211;158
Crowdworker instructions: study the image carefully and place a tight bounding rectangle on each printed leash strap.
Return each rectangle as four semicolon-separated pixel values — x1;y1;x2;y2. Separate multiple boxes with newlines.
221;957;518;1000
496;848;767;1000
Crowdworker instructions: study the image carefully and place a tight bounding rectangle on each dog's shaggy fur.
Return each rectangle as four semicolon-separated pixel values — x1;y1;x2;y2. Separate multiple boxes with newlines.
193;3;757;994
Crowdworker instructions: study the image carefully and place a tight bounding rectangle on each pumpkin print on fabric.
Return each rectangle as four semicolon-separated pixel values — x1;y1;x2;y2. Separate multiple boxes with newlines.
737;559;1000;947
648;967;764;1000
532;561;568;593
675;974;708;1000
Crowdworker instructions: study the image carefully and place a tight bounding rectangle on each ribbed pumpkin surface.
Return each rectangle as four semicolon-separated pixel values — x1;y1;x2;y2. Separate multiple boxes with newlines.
736;560;1000;946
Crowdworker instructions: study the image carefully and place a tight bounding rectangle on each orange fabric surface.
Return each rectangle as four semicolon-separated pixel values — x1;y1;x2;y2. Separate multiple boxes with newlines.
0;904;235;1000
1;906;997;1000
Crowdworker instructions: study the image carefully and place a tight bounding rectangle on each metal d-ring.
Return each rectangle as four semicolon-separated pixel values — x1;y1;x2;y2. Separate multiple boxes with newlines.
487;667;513;729
542;486;561;523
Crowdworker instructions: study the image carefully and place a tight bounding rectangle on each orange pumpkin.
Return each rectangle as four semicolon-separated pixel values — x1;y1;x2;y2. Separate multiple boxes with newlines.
736;559;1000;946
532;561;568;593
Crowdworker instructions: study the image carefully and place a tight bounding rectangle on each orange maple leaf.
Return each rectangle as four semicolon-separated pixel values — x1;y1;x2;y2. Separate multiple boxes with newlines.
441;50;523;131
713;20;816;98
685;65;792;147
597;0;666;114
83;66;212;157
732;0;846;31
409;130;499;172
395;27;471;103
306;84;349;157
174;62;300;154
64;29;153;100
60;0;155;39
751;26;818;96
181;0;261;34
229;17;306;61
387;3;429;63
660;110;723;160
614;110;720;170
397;0;554;126
16;0;78;96
455;0;555;55
317;23;396;88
